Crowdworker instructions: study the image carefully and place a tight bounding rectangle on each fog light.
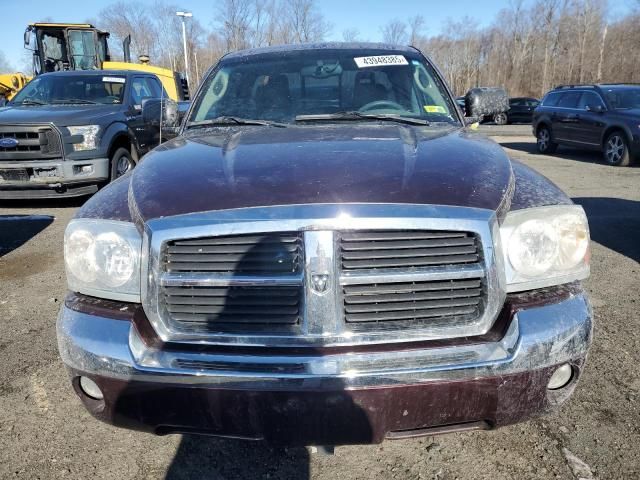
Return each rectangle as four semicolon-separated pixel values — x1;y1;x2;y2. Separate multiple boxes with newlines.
79;376;104;400
74;165;94;175
547;364;573;390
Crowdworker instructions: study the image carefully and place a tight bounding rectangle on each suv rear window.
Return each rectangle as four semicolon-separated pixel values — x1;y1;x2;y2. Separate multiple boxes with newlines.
542;92;561;107
557;92;581;108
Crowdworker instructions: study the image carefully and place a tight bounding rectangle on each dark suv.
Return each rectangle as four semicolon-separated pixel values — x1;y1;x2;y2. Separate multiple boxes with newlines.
533;84;640;166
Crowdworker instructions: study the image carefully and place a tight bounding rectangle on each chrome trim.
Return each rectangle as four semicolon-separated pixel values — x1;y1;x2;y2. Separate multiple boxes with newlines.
161;273;304;287
141;204;505;347
340;264;485;285
57;291;592;390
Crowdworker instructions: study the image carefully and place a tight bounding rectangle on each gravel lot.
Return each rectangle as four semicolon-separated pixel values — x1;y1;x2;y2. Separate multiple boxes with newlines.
1;129;639;479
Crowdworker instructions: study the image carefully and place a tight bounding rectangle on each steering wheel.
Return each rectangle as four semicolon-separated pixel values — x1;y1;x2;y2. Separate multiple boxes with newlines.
359;100;405;112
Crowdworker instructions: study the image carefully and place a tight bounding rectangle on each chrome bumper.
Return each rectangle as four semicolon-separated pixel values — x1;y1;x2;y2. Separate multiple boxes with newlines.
57;292;592;390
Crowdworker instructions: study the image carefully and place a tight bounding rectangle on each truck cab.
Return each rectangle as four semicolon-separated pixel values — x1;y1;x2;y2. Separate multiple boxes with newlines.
25;23;111;75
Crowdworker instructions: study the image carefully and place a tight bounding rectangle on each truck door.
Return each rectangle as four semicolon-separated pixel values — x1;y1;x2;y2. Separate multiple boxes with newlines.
128;76;158;153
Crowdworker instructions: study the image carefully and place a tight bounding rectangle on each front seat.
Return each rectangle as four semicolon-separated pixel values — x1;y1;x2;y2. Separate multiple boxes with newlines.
353;72;388;110
255;75;292;120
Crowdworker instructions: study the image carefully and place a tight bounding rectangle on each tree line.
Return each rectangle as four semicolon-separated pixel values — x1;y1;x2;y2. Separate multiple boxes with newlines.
4;0;640;98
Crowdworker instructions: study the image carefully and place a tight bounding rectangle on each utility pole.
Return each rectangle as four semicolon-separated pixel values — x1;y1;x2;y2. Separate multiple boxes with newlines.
176;11;192;86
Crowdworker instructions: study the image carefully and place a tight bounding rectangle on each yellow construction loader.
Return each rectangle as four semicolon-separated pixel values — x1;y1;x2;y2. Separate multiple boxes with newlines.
1;23;188;103
0;72;29;103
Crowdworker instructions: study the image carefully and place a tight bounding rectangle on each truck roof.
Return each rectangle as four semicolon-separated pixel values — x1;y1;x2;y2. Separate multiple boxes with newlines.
36;70;143;78
223;42;418;60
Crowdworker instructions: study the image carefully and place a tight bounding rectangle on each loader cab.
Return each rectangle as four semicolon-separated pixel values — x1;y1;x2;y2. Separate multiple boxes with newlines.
24;23;110;75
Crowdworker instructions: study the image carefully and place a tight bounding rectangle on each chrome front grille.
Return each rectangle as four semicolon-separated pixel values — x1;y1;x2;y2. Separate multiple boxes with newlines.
144;204;504;346
0;125;63;160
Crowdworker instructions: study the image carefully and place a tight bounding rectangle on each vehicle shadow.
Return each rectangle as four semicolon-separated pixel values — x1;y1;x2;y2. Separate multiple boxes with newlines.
165;436;310;480
0;214;54;256
573;197;640;263
0;195;89;210
498;141;609;165
111;236;375;479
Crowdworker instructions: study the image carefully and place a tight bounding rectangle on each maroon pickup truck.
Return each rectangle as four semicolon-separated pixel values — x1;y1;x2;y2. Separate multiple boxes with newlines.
57;43;592;446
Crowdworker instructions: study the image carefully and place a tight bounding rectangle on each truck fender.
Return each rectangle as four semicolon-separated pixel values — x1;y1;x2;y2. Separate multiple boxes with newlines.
101;122;141;163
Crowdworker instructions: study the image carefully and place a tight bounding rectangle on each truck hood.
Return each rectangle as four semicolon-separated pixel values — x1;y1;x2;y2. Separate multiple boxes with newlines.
0;104;122;125
130;124;514;222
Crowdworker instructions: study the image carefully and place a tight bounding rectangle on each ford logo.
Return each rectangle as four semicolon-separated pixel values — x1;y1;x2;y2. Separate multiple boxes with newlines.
0;138;19;148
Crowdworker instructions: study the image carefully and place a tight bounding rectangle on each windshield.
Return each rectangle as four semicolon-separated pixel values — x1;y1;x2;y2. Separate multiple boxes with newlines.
188;49;458;126
602;87;640;110
10;75;126;105
68;30;99;70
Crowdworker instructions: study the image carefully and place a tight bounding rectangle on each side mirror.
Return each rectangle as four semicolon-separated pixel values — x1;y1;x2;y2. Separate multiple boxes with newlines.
24;29;31;48
141;98;179;128
464;87;509;120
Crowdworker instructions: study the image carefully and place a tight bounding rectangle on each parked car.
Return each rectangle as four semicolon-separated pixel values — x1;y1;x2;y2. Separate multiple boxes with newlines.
57;43;592;446
0;70;177;198
494;97;540;125
533;84;640;166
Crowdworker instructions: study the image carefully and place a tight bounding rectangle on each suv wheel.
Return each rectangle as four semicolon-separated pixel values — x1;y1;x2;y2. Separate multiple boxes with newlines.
494;112;508;125
603;132;631;167
110;148;135;181
537;126;557;154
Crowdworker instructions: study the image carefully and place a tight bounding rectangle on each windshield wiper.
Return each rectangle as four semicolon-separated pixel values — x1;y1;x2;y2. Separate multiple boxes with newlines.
51;99;99;105
187;116;287;129
295;111;430;126
16;99;46;106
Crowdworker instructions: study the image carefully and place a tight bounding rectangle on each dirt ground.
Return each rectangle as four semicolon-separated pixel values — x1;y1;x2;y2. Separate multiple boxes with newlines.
0;131;639;480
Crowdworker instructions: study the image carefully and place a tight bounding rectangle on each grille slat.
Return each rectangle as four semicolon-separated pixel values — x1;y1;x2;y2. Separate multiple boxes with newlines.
342;254;479;270
343;279;482;295
344;287;482;304
165;232;302;274
342;245;477;260
341;237;476;251
345;305;479;323
340;230;479;271
170;313;300;325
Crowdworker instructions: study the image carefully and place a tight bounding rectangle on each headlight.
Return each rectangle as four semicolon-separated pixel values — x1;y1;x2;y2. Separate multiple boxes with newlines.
68;125;100;151
500;205;590;292
64;219;142;302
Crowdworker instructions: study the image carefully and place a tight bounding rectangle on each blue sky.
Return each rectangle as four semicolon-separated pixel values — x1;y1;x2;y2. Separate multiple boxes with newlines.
1;0;634;70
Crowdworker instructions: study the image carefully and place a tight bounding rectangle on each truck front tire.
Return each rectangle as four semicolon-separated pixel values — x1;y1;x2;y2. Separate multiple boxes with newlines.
110;148;134;181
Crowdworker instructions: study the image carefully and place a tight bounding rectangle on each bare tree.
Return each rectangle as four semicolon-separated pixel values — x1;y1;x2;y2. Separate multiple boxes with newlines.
0;50;13;72
407;15;426;45
381;19;408;45
284;0;331;43
342;28;360;42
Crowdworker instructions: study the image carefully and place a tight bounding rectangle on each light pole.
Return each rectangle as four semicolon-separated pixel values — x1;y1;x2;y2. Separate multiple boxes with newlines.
176;11;192;86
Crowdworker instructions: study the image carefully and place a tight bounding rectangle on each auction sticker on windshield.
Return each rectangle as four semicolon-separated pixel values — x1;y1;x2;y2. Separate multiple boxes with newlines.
354;55;408;68
102;76;126;83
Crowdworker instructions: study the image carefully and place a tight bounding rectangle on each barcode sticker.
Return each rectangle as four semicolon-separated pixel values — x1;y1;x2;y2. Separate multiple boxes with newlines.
102;76;126;83
354;55;409;68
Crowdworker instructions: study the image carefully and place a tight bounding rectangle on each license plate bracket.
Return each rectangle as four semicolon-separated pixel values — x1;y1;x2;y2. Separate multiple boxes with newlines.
0;168;29;182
